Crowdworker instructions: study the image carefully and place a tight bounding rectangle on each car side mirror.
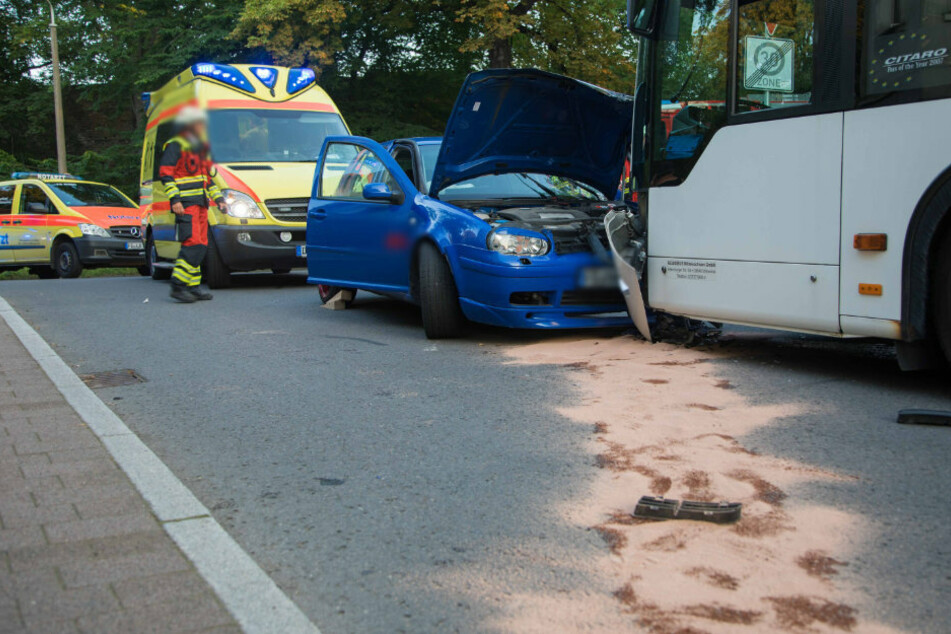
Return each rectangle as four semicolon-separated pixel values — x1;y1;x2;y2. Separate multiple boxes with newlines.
363;183;404;205
27;202;48;214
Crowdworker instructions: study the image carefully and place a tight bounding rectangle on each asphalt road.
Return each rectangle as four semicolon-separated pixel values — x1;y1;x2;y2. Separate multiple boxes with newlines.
2;274;950;633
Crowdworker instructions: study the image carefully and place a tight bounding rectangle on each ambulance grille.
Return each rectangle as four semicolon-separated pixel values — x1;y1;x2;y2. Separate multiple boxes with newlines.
109;226;143;239
266;198;309;223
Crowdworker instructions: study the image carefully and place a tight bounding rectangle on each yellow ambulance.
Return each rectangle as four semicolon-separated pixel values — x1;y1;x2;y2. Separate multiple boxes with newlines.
0;173;145;278
139;64;349;287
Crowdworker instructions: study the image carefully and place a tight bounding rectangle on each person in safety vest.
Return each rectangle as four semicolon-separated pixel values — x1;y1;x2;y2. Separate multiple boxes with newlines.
159;106;227;303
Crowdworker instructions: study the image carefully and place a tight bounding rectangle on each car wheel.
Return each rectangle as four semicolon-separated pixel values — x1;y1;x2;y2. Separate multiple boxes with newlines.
137;265;151;276
147;234;171;280
53;241;83;278
32;267;59;280
418;242;465;339
202;235;231;289
271;268;292;275
317;284;356;307
932;226;951;365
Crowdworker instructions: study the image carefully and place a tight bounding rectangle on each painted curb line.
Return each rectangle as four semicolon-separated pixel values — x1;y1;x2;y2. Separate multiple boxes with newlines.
0;296;320;634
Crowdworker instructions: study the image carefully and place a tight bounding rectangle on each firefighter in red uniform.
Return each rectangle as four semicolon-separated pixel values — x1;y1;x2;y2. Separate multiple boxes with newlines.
159;106;227;303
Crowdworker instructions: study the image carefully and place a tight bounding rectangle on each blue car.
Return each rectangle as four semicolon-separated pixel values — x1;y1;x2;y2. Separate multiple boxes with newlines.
305;69;635;338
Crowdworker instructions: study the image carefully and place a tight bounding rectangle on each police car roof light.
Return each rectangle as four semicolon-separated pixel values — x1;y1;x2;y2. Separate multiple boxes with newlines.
12;172;81;181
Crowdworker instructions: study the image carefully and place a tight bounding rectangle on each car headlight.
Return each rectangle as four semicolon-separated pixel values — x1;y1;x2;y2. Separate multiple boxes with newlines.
79;223;112;238
487;229;550;256
221;189;265;219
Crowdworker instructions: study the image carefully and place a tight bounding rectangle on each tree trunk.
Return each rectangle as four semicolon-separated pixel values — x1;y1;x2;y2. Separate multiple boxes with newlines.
488;37;513;68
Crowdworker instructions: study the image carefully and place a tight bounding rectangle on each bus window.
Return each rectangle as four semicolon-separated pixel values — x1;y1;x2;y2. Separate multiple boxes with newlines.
735;0;815;110
650;0;730;186
864;0;951;97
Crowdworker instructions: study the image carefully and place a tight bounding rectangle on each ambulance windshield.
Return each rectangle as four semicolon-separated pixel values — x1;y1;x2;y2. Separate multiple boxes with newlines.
46;183;136;208
209;109;348;163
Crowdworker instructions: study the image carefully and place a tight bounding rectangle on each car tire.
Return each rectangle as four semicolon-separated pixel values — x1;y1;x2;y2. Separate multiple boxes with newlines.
53;241;83;278
202;235;231;289
317;284;356;307
32;267;58;280
271;268;292;275
932;226;951;365
418;242;465;339
137;265;151;276
147;234;172;281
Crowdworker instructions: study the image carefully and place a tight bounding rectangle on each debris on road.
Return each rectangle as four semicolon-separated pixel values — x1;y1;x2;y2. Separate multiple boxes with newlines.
633;496;742;524
896;409;951;426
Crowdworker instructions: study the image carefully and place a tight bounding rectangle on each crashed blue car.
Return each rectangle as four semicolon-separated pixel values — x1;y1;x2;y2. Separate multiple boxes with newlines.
305;69;634;338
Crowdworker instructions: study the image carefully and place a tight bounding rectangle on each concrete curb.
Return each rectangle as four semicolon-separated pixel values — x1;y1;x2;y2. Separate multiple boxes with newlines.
0;295;320;634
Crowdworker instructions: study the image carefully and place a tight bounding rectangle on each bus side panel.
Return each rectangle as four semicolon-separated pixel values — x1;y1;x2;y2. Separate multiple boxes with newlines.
840;99;951;324
647;259;840;334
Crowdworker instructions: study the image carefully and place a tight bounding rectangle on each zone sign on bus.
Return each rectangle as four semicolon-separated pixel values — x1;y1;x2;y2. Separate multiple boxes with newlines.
744;36;795;92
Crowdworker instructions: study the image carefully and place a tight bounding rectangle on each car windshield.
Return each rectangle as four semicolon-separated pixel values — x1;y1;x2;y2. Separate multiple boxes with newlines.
418;143;604;202
209;109;348;163
46;183;135;208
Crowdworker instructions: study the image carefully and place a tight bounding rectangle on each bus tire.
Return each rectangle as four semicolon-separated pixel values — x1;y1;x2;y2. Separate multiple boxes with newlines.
53;240;83;279
147;234;171;281
418;242;464;339
202;235;231;289
933;227;951;364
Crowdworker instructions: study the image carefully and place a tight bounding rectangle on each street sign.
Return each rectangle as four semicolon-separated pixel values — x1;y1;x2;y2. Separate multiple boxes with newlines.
744;35;795;93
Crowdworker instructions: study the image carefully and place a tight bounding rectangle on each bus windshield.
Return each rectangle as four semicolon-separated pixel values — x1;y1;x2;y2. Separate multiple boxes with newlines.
46;183;136;208
209;109;348;163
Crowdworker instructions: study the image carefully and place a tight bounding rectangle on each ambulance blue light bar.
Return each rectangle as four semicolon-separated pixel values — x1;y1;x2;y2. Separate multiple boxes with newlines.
250;66;278;89
12;172;81;181
286;68;316;95
191;63;254;93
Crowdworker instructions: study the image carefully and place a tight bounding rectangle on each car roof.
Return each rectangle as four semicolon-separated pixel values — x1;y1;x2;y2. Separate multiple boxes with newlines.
391;137;442;146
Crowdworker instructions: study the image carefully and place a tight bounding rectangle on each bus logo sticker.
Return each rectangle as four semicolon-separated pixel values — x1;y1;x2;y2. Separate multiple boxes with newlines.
867;26;951;94
744;36;795;93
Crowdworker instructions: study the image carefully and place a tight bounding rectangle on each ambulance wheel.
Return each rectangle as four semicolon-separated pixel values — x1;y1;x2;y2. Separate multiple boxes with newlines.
202;236;231;289
137;265;151;276
418;242;465;339
932;226;951;365
317;285;355;307
53;241;83;279
147;235;171;281
32;267;58;280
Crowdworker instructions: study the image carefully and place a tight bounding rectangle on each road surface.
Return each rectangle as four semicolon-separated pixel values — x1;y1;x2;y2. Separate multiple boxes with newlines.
2;274;949;633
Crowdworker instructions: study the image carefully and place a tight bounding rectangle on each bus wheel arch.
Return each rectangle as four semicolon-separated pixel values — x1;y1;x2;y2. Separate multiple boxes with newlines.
901;166;951;344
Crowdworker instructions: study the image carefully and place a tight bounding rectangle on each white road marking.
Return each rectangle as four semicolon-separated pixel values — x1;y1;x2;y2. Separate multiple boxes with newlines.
0;296;320;634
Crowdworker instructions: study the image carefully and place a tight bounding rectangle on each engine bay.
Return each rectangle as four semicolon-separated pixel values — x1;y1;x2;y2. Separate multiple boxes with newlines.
476;203;626;256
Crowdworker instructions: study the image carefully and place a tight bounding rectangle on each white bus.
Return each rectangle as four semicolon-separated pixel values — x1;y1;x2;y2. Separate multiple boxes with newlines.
609;0;951;368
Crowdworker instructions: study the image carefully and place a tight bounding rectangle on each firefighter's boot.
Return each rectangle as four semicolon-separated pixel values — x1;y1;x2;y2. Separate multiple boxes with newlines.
189;285;214;301
170;285;196;303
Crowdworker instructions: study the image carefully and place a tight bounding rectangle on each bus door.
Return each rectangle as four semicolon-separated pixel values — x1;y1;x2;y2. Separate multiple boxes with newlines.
839;0;951;337
642;0;844;334
11;184;53;264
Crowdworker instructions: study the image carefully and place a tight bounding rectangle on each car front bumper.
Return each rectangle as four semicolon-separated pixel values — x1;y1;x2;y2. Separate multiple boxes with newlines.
74;237;146;267
454;251;632;330
211;225;306;272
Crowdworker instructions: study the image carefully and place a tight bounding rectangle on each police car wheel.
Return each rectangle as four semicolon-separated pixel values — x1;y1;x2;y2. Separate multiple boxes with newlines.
418;242;465;339
317;284;355;307
53;241;83;279
147;235;172;281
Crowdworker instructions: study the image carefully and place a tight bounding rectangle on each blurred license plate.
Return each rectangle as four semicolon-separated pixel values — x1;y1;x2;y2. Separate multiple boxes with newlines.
580;266;616;288
296;245;307;257
125;241;144;250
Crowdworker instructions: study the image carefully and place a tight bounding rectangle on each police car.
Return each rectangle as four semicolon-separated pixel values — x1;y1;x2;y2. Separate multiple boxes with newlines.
0;173;146;278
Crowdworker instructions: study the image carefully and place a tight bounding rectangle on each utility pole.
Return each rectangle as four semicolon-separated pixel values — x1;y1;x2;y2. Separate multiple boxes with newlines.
48;1;67;174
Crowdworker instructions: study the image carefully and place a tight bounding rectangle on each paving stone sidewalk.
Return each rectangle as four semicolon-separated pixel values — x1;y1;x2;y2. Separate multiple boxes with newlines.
0;318;239;633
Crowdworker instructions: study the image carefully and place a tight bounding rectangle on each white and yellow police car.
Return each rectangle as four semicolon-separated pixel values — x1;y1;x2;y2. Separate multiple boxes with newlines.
0;173;146;278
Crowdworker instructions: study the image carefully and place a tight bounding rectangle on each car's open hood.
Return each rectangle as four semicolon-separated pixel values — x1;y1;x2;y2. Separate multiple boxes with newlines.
429;69;634;201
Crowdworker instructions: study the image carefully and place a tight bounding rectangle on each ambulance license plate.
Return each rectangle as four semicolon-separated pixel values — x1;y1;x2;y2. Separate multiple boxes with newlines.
296;245;307;257
125;241;144;251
